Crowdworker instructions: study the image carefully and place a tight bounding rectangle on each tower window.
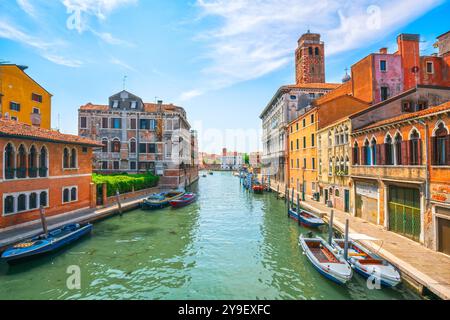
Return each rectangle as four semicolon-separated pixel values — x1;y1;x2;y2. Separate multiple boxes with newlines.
315;48;319;56
308;47;313;56
380;87;389;101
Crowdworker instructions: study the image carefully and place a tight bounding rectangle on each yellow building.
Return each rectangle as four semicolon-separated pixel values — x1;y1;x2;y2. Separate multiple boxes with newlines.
287;106;318;200
0;64;52;129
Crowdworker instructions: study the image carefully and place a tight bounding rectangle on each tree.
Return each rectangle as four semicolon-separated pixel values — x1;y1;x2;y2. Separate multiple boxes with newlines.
244;154;250;165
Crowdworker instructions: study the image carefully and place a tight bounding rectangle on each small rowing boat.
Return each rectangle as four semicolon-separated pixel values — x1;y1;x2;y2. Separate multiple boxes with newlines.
169;193;197;208
1;223;93;263
332;239;401;287
141;190;185;210
289;207;325;228
252;181;265;194
299;234;353;285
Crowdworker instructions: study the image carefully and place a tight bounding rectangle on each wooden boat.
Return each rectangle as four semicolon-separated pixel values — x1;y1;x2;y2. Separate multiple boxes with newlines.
1;223;93;263
289;207;325;228
208;171;214;175
299;234;353;285
332;239;401;287
169;193;197;208
252;182;265;194
141;190;185;210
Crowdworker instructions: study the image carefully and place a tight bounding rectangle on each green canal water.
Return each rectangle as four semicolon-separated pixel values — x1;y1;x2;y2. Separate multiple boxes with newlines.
0;172;421;300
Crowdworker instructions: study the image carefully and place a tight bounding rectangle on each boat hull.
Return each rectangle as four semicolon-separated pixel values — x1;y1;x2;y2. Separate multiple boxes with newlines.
299;236;353;285
169;194;197;208
1;224;93;264
332;239;401;287
141;191;185;210
289;209;325;228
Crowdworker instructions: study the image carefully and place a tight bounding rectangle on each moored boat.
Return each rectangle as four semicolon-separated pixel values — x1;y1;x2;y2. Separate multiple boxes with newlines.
1;223;93;263
299;234;353;285
141;190;185;210
169;193;197;208
332;239;401;287
252;181;265;194
289;207;325;228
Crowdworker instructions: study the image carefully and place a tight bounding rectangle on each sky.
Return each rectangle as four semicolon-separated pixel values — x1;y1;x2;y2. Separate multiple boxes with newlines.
0;0;449;154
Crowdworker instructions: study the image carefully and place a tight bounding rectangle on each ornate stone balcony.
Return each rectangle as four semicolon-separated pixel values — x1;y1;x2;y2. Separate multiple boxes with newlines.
351;165;427;182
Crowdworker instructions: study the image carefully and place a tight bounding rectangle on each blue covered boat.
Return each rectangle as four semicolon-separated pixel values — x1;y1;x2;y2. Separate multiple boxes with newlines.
1;223;93;263
289;207;325;228
141;189;185;210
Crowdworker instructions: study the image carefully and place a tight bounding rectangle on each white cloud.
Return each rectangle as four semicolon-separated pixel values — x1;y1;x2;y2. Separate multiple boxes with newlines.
180;89;205;101
90;29;134;46
62;0;138;20
0;20;82;67
16;0;37;17
109;57;137;72
189;0;443;98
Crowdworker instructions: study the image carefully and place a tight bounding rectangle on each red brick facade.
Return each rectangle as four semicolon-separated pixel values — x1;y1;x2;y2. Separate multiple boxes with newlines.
0;137;98;229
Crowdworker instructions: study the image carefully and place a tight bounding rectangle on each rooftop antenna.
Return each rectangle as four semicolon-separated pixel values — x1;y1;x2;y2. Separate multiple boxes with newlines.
57;113;61;132
122;75;128;91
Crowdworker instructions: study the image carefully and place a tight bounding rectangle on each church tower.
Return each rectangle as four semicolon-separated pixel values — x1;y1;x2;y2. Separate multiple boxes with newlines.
295;31;325;84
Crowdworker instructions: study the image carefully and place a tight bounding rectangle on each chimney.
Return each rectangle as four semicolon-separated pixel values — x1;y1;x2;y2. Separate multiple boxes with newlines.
379;47;388;54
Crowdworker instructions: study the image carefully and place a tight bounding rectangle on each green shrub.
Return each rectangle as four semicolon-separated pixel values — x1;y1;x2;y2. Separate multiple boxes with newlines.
93;172;159;197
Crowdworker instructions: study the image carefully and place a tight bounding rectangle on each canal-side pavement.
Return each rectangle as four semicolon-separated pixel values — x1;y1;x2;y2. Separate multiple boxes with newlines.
0;192;155;251
297;196;450;300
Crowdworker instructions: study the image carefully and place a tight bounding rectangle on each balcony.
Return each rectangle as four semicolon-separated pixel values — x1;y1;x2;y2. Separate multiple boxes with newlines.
39;167;48;178
351;165;426;182
16;168;27;179
5;168;15;180
28;167;38;178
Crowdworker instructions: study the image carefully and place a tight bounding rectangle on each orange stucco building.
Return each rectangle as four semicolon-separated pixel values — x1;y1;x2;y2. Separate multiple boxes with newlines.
0;64;52;128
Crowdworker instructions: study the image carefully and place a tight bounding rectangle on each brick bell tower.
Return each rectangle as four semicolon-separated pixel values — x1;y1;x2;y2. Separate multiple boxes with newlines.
295;31;325;84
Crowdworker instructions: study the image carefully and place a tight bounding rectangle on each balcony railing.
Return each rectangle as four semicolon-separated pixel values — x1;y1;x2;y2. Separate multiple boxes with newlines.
16;167;27;179
28;167;38;178
5;168;15;180
39;167;48;177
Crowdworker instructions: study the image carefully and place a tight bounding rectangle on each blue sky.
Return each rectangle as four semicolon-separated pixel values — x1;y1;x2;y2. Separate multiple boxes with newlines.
0;0;449;153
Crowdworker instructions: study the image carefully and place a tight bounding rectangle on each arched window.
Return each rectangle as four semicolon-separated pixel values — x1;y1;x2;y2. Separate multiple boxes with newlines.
63;148;70;169
102;139;108;153
4;143;15;179
432;122;449;166
394;134;403;165
17;145;27;178
339;128;344;145
363;139;371;165
40;146;48;177
111;139;121;153
70;148;77;168
4;195;14;214
28;146;38;177
130;139;137;153
410;130;421;165
385;135;394;165
71;187;77;201
63;188;70;203
335;129;339;145
329;157;333;176
335;189;340;197
328;131;333;147
308;47;313;55
353;141;359;165
371;138;377;165
40;191;48;207
18;194;26;212
29;193;38;210
344;126;349;144
315;47;320;56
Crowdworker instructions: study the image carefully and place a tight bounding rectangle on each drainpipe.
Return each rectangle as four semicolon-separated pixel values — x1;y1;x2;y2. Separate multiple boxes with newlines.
418;120;430;205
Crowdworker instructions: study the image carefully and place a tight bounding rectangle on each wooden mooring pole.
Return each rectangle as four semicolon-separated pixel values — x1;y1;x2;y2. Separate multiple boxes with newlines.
297;193;301;226
328;210;334;245
39;206;48;237
116;190;123;217
277;185;280;199
344;219;350;261
287;191;290;217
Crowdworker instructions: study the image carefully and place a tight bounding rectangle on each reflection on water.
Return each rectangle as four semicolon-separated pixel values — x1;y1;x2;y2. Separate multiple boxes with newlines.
0;172;420;300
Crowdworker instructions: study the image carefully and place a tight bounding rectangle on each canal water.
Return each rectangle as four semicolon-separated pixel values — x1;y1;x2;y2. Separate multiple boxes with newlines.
0;172;421;300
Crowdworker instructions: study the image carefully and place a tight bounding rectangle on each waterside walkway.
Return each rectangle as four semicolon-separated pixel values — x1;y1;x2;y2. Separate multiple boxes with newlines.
0;191;156;251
